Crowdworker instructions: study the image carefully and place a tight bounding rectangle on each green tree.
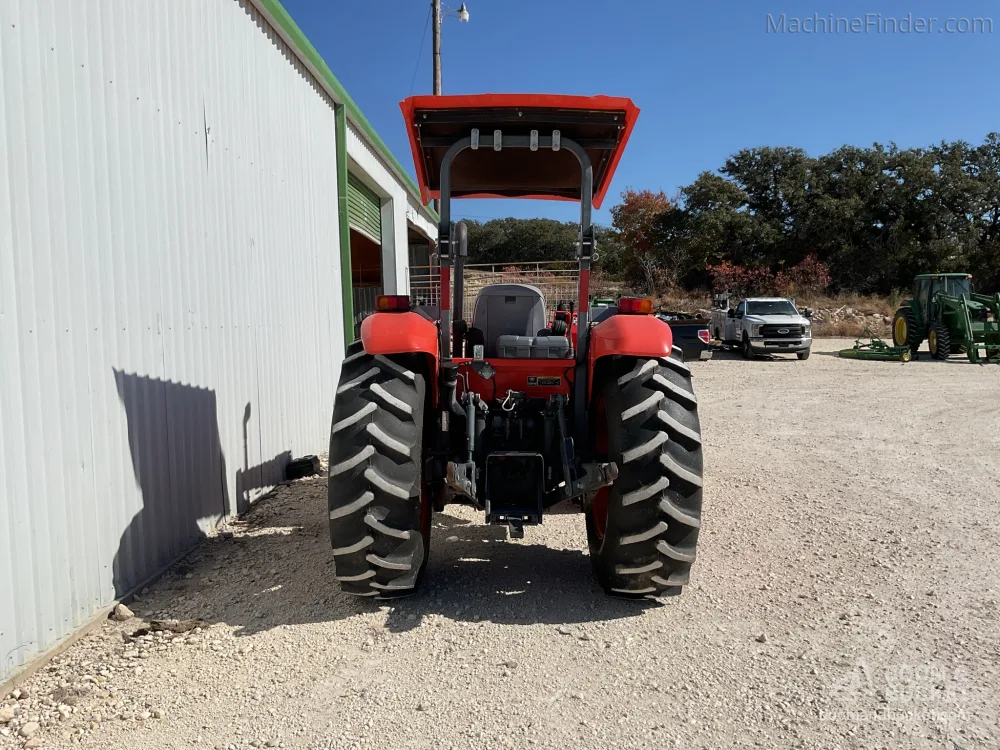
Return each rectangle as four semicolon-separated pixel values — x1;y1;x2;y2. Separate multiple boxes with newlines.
463;217;621;269
464;218;578;264
968;133;1000;289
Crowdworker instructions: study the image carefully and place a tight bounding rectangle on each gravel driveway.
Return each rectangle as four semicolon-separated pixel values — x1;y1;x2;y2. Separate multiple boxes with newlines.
3;339;998;750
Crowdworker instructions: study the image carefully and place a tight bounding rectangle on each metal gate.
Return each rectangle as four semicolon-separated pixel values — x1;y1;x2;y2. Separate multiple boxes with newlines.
353;285;383;338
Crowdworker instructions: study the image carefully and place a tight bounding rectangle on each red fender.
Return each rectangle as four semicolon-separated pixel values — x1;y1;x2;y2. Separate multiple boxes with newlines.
587;315;673;398
360;311;439;402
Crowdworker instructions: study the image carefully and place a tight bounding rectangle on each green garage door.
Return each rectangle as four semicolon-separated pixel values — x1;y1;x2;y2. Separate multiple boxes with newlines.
347;172;381;242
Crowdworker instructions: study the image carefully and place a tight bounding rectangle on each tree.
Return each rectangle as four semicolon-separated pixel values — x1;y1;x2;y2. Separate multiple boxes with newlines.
464;218;578;264
461;133;1000;298
968;133;1000;289
463;217;620;269
593;226;626;277
671;172;754;286
610;189;683;293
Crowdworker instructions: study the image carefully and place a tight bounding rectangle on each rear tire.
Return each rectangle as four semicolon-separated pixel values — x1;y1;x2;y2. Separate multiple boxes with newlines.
328;341;430;597
892;306;922;356
929;320;951;360
585;349;703;598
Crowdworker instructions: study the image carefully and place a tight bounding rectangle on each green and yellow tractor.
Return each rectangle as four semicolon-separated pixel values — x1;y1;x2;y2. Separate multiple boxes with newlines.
892;273;1000;363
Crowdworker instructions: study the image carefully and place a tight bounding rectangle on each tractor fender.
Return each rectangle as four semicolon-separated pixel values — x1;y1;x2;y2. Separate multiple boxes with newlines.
359;311;439;400
587;314;674;399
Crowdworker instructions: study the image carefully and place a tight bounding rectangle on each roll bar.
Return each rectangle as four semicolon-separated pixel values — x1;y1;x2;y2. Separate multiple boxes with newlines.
435;132;596;365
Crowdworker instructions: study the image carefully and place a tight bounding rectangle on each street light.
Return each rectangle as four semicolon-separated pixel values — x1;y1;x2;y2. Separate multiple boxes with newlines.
432;1;469;96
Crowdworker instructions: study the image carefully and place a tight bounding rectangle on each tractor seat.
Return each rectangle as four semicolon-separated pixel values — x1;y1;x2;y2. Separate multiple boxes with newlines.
471;283;548;357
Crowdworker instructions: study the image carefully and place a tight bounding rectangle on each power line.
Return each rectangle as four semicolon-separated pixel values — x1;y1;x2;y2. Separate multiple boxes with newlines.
408;6;432;96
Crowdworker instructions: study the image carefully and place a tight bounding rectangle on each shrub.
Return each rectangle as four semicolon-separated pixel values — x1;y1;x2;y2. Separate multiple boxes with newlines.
706;261;774;297
775;255;832;296
708;256;832;298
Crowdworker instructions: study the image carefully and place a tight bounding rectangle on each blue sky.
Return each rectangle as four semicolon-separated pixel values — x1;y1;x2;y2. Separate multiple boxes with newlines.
280;0;999;226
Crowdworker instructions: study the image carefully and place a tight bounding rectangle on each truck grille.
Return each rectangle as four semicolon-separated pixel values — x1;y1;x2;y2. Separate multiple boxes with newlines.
761;324;804;338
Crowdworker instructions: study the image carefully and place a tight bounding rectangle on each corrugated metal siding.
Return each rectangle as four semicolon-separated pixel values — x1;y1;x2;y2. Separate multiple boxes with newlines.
347;172;382;242
0;0;345;681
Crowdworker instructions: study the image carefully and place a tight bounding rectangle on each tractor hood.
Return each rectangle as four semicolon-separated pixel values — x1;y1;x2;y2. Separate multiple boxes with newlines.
743;314;811;326
400;94;640;208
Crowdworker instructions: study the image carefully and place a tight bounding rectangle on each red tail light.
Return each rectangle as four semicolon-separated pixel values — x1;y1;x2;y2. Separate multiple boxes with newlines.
698;329;711;344
376;295;411;313
617;297;654;315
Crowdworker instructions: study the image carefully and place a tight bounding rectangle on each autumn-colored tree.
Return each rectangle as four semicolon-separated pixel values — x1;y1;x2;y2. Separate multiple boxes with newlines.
610;189;673;255
610;189;679;293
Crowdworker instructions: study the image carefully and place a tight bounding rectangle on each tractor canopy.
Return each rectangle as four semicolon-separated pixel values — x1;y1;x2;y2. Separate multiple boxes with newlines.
400;94;639;209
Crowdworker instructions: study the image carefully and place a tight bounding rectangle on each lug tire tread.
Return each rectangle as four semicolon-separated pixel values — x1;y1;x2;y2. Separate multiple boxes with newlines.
586;351;703;598
328;341;428;597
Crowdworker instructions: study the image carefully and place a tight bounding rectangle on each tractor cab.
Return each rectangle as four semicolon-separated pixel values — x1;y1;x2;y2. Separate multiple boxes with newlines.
913;273;974;313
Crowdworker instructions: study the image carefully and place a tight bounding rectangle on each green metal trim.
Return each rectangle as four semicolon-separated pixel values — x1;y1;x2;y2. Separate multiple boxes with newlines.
256;0;438;222
336;105;355;347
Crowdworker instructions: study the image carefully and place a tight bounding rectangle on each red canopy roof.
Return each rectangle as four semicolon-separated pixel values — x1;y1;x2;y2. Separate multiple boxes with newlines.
400;94;640;210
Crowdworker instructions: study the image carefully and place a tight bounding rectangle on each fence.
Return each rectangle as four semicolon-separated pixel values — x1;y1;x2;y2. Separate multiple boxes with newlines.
409;261;581;320
353;286;384;338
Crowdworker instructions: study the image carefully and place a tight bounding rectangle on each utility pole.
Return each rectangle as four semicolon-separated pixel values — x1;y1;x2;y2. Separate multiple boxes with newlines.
431;0;442;211
430;2;466;211
432;0;442;95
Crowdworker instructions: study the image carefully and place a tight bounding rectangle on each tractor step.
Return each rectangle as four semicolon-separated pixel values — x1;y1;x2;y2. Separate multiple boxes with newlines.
484;452;545;528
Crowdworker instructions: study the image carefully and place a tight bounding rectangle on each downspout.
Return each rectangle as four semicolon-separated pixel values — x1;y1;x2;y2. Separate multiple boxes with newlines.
335;104;354;347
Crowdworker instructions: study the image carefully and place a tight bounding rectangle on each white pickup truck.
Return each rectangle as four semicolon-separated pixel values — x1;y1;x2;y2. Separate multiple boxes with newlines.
710;296;813;360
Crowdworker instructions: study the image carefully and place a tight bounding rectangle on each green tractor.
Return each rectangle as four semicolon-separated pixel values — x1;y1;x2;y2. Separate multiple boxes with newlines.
891;273;1000;363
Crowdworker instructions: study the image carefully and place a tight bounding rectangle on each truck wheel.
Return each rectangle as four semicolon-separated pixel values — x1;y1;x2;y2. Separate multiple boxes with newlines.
892;306;922;355
328;342;430;597
929;321;951;360
741;333;753;359
797;349;811;361
586;350;703;598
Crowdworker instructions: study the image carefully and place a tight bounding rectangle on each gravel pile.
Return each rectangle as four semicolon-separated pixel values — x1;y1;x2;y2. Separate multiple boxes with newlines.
2;339;997;750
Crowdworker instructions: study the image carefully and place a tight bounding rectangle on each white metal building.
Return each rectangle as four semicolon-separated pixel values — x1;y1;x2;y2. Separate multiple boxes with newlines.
0;0;437;684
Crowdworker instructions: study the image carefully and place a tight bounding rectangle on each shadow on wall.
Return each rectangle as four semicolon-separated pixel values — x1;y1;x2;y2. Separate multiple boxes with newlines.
112;371;289;598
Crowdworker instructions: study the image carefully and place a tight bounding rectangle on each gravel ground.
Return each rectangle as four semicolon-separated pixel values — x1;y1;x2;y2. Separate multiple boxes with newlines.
3;339;999;750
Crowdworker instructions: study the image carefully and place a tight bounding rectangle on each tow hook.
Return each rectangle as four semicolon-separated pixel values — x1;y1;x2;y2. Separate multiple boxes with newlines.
562;461;618;501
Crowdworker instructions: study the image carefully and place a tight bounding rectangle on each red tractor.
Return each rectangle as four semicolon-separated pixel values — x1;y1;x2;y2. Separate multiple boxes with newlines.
328;94;703;598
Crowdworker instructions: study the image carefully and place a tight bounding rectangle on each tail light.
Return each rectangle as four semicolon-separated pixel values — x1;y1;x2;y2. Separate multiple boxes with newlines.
698;329;711;344
376;295;411;313
617;297;654;315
